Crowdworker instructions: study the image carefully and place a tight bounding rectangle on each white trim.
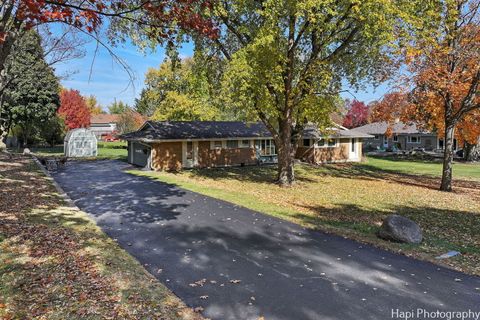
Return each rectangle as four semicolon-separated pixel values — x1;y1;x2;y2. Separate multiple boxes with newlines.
137;121;155;132
193;141;199;166
349;138;359;160
210;140;226;150
182;141;196;168
239;139;251;148
383;135;389;147
315;138;338;148
407;136;421;144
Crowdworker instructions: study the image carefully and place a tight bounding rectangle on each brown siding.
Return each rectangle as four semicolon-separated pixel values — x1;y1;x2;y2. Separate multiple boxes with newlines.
197;141;257;168
151;142;182;171
295;139;351;164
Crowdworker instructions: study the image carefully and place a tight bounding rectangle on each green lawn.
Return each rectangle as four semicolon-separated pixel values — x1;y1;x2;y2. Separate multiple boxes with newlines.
18;141;128;161
129;161;480;276
363;156;480;181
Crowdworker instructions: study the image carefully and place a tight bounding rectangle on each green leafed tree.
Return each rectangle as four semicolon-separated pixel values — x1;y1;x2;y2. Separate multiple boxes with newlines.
135;58;229;120
108;100;129;114
151;91;218;121
1;30;60;147
192;0;421;186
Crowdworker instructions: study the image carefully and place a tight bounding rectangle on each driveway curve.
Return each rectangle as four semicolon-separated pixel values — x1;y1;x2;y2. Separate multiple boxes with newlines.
52;160;480;320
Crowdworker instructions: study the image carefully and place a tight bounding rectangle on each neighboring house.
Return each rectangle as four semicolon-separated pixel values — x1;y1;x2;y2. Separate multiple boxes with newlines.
354;121;458;151
121;121;372;170
89;114;119;138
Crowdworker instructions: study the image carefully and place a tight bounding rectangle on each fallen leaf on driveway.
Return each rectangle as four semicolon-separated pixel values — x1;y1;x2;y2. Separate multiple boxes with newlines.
229;279;241;284
194;306;204;313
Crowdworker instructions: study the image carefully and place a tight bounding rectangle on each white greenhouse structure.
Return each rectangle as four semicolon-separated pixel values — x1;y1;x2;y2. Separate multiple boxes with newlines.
64;128;98;157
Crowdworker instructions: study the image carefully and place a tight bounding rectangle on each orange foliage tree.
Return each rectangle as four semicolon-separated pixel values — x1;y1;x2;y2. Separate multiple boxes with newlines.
406;1;480;191
58;89;91;130
372;1;480;191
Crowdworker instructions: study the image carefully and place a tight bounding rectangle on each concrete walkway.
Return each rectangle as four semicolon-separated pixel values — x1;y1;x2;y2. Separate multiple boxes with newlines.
52;160;480;320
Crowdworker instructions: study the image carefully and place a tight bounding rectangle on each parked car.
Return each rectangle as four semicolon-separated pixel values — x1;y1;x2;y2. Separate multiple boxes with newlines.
102;134;119;142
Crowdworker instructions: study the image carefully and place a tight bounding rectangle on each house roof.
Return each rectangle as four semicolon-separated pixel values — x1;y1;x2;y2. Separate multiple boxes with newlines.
90;114;120;124
353;121;433;135
121;121;373;142
121;121;272;141
302;124;373;139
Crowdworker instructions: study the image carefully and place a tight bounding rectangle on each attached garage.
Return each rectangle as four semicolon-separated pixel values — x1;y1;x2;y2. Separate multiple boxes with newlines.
128;141;151;168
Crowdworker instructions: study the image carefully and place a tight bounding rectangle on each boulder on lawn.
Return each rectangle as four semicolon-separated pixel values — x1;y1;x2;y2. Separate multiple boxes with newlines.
378;215;422;244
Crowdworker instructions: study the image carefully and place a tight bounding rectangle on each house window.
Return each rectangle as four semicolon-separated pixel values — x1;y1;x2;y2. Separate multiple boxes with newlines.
213;140;223;149
316;138;336;147
240;140;250;148
327;139;337;147
226;140;239;149
374;135;380;140
408;136;420;143
255;139;276;156
393;135;398;142
303;139;311;147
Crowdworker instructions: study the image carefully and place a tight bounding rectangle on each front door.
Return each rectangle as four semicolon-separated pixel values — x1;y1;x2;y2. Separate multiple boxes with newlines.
383;135;389;149
183;141;198;168
349;138;358;160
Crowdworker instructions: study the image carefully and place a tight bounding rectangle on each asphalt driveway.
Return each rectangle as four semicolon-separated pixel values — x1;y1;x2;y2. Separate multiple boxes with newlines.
52;160;480;320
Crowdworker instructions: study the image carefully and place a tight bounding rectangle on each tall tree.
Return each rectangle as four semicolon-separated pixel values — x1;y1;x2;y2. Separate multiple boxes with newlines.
193;0;419;185
150;91;218;121
58;89;90;129
116;108;144;134
108;100;129;114
1;30;59;146
136;58;226;120
0;0;217;147
342;100;370;129
402;0;480;191
85;95;104;115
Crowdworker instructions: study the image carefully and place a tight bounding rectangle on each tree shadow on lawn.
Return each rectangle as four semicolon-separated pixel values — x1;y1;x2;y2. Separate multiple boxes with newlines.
183;164;319;184
293;202;480;254
314;163;480;196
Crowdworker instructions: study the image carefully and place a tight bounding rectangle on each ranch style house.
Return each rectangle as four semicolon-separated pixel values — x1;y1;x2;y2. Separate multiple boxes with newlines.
354;121;459;152
121;121;372;170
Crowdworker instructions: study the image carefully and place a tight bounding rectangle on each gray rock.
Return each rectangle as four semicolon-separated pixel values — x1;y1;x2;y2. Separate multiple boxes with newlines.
23;148;31;155
378;215;422;244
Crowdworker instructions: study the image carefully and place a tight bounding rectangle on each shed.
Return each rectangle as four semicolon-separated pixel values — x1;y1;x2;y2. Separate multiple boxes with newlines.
64;128;98;157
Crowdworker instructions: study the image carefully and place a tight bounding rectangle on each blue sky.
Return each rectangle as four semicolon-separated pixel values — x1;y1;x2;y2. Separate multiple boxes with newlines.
54;37;389;111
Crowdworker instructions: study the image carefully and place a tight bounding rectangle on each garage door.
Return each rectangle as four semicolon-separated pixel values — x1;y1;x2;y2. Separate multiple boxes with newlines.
129;142;151;167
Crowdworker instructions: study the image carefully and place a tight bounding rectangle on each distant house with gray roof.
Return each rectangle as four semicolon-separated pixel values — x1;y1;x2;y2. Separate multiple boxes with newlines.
120;121;372;170
354;121;458;151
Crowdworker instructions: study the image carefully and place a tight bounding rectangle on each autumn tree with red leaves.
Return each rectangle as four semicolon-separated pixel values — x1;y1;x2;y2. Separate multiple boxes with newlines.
58;89;90;130
0;0;217;149
342;100;370;129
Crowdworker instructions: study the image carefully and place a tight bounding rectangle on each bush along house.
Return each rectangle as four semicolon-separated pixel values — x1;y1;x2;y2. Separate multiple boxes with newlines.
120;121;373;170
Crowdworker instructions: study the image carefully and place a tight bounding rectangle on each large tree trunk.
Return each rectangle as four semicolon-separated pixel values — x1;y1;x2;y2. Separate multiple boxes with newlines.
440;125;455;192
0;126;7;151
277;142;295;186
275;117;298;186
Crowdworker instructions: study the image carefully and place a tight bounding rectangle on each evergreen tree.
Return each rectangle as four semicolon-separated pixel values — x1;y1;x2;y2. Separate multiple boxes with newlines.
1;30;60;146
